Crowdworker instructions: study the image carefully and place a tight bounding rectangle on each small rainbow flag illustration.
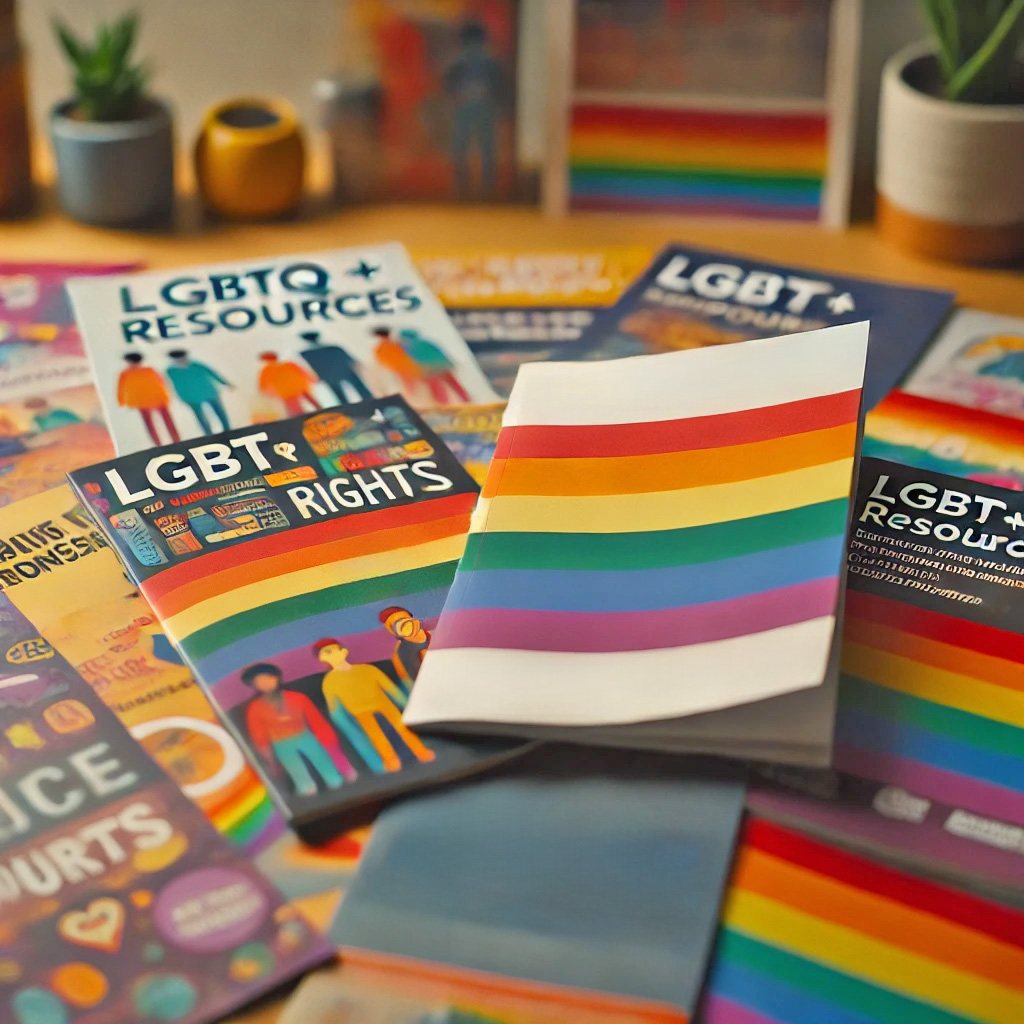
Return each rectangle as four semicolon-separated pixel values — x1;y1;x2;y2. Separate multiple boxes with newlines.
406;323;868;731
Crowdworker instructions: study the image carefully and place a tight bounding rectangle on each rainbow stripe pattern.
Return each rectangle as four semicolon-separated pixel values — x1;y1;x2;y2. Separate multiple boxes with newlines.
864;389;1024;490
145;492;477;703
835;587;1024;827
705;817;1024;1024
406;324;868;730
568;103;828;220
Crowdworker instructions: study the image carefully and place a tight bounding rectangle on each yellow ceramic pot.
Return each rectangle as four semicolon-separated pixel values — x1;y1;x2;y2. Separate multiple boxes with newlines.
195;97;305;220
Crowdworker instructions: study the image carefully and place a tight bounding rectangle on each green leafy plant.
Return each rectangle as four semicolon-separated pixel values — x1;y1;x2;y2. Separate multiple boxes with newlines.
54;13;150;121
919;0;1024;102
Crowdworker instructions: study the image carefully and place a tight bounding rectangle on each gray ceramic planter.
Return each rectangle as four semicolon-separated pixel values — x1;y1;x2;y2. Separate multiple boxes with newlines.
50;97;174;227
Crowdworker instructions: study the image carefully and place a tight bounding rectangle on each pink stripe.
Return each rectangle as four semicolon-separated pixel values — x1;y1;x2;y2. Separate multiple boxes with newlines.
432;578;838;653
833;742;1024;828
702;995;781;1024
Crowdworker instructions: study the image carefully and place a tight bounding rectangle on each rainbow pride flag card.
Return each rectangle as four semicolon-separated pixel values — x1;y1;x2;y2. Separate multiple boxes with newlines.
836;457;1024;828
405;323;869;758
68;397;526;833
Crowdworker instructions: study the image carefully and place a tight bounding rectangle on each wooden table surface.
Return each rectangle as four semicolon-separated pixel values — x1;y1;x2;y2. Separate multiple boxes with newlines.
7;197;1021;1023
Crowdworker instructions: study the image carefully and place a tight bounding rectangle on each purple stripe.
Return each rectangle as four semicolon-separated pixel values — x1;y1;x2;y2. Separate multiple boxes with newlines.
834;743;1024;828
746;785;1024;891
431;577;839;653
702;995;781;1024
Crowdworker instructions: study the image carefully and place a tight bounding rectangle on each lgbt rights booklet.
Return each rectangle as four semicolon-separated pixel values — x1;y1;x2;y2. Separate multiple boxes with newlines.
404;323;870;766
415;247;652;396
0;594;330;1024
833;456;1024;830
67;244;497;456
569;243;953;409
0;485;284;853
0;260;135;503
68;397;527;832
336;744;746;1021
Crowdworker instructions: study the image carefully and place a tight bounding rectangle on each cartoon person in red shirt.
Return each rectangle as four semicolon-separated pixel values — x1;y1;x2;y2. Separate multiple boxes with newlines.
241;662;356;798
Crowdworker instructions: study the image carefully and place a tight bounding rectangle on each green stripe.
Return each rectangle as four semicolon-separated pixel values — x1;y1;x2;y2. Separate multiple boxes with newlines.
182;561;458;661
227;795;276;846
570;161;824;189
462;499;848;572
839;675;1024;759
718;929;972;1024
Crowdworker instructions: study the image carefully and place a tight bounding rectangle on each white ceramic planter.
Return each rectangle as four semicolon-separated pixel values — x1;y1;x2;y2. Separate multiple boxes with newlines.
876;41;1024;263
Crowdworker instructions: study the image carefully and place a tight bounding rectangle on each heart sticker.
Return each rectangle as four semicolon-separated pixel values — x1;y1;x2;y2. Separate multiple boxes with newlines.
58;897;125;953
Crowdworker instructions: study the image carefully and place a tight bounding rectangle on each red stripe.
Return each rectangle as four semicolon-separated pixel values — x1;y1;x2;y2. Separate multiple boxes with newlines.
742;817;1024;950
845;589;1024;663
144;491;477;603
494;390;861;460
872;390;1024;446
571;104;828;143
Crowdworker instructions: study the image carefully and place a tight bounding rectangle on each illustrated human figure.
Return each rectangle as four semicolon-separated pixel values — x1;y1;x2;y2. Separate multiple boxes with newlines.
371;326;424;397
398;328;471;404
378;605;432;690
298;331;374;403
117;352;180;445
445;20;503;198
258;352;322;417
313;637;435;773
22;396;82;431
165;349;233;434
241;662;356;798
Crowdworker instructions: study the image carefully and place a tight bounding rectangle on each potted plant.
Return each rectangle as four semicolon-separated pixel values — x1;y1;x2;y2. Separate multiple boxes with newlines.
876;1;1024;263
50;13;174;227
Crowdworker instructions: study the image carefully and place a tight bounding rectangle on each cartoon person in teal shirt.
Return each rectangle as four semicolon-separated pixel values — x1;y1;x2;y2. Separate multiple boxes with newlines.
165;349;233;434
23;396;82;431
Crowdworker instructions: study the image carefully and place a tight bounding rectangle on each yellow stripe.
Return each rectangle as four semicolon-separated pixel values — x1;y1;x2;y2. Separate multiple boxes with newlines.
472;459;854;535
724;888;1024;1024
166;534;467;639
570;136;827;174
842;642;1024;729
211;784;266;831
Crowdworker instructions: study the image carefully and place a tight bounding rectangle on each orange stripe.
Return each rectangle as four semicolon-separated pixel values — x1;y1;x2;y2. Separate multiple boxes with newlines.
483;422;856;498
340;948;689;1022
735;846;1024;990
845;615;1024;693
157;512;471;618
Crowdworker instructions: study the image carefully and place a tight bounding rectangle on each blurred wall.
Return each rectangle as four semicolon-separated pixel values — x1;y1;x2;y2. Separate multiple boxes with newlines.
18;0;340;149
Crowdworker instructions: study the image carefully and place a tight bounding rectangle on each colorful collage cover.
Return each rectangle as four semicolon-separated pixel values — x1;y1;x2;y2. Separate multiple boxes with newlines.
864;390;1024;491
336;745;746;1021
415;248;652;396
0;485;283;853
0;261;135;505
836;457;1024;828
903;308;1024;421
703;817;1024;1024
0;595;330;1024
569;243;953;409
68;398;525;829
66;244;497;456
405;323;868;735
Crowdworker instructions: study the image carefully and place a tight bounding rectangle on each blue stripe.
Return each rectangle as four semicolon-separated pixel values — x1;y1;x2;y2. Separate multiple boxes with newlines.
447;535;843;613
708;957;881;1024
189;585;451;684
569;173;822;206
835;705;1024;793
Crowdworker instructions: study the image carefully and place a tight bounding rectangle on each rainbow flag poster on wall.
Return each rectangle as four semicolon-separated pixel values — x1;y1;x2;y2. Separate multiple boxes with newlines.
704;817;1024;1024
568;103;830;222
405;322;869;753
